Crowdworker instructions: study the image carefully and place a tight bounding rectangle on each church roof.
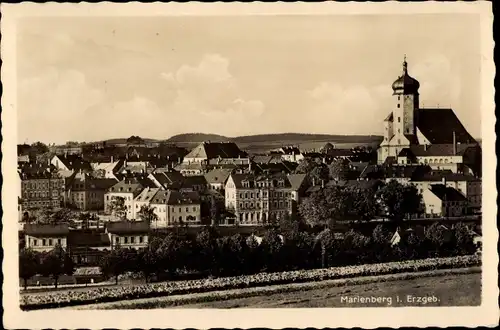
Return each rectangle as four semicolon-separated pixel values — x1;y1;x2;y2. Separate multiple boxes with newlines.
184;142;247;160
416;108;475;144
392;58;420;94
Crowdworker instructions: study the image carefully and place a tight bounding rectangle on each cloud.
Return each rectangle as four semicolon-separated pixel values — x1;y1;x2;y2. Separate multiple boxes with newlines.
410;54;461;108
305;82;391;135
19;54;267;143
18;68;105;143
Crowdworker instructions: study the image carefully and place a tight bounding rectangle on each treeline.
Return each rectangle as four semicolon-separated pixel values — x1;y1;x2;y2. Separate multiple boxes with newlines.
19;222;477;288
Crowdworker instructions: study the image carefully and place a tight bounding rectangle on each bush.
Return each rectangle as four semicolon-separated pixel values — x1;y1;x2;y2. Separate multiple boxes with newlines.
20;255;481;310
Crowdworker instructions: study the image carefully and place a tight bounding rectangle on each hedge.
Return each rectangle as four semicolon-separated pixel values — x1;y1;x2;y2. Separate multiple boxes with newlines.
20;255;480;310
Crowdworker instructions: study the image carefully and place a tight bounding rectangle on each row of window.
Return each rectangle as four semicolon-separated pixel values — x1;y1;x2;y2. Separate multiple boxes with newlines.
114;236;146;244
25;200;59;208
238;191;290;199
24;191;60;198
238;201;289;209
30;238;63;247
238;210;287;223
23;181;62;190
241;180;285;188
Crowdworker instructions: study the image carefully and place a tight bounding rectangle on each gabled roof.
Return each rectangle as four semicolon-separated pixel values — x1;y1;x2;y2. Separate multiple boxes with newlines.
108;178;146;194
150;190;170;204
149;171;183;189
412;171;480;183
166;190;201;205
134;187;161;202
384;164;432;180
287;173;307;190
416;108;475;144
24;224;69;237
185;142;247;160
106;221;149;234
181;175;208;188
204;169;232;184
68;230;110;247
53;154;92;172
229;172;292;189
429;184;467;201
384;112;394;122
404;143;476;157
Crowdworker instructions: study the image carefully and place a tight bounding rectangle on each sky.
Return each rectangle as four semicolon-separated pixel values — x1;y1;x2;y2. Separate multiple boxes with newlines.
17;14;482;144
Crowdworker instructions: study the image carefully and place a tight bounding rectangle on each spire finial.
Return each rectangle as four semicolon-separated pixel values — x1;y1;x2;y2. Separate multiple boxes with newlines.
402;54;408;74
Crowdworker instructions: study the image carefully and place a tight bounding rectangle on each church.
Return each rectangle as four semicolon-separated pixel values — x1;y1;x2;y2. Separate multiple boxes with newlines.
377;57;482;177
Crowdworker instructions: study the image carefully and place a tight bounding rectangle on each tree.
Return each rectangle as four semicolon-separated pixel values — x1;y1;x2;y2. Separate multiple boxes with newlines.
19;248;40;290
294;158;317;174
30;141;49;154
298;186;351;228
195;226;220;275
376;180;422;222
328;158;351;181
108;196;127;220
137;205;159;227
136;247;159;283
314;228;336;268
348;187;379;221
99;248;130;285
39;245;74;289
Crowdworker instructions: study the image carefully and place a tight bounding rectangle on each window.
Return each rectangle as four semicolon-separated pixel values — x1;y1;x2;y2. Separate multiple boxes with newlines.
139;236;143;243
398;95;400;100
33;239;37;246
179;216;183;222
239;193;243;198
398;117;401;123
57;239;61;245
257;193;260;198
131;237;135;244
42;239;46;246
193;206;196;212
186;207;189;212
397;104;400;108
179;207;181;212
124;237;129;244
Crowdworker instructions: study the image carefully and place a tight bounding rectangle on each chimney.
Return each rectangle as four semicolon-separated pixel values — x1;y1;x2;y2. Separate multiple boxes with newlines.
453;131;457;155
321;180;325;188
442;177;446;186
424;144;428;151
111;156;114;163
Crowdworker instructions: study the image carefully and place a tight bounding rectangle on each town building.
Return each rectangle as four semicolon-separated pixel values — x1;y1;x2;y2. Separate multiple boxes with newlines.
133;187;161;220
204;169;233;192
166;190;202;226
65;172;117;211
148;171;184;190
67;230;110;265
19;168;64;211
176;142;249;175
106;221;149;250
24;224;69;253
104;178;155;220
377;57;481;177
422;184;468;217
51;154;92;173
224;172;295;226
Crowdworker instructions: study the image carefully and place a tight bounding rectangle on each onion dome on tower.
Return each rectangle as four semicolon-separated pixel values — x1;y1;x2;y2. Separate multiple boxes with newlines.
391;56;420;95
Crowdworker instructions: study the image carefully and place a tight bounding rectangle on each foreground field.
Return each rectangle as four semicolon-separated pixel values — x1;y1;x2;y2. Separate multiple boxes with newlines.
176;272;481;308
81;267;481;309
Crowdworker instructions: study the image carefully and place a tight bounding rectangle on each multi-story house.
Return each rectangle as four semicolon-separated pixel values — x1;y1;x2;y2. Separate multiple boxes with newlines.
104;178;151;220
180;175;208;193
24;224;69;253
65;172;117;211
411;173;481;213
51;154;92;173
166;190;202;226
225;173;295;226
147;170;184;190
19;168;64;211
422;184;468;217
204;169;232;192
176;142;249;176
106;221;149;250
133;187;161;220
67;230;111;265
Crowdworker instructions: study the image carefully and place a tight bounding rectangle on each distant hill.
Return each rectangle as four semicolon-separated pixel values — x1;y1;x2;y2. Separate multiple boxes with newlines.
166;133;230;143
164;132;382;144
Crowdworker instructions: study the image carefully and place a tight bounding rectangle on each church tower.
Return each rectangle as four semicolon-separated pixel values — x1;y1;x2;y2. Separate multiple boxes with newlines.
378;57;421;164
391;56;420;141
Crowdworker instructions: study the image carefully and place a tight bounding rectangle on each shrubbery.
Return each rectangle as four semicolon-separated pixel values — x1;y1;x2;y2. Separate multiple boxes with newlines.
20;255;480;310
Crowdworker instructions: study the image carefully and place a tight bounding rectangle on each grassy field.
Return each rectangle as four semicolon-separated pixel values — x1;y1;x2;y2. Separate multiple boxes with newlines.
78;268;480;309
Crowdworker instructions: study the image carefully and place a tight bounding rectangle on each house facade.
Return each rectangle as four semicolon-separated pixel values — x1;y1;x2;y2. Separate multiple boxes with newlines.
106;221;149;250
24;224;69;253
421;184;468;217
19;170;64;211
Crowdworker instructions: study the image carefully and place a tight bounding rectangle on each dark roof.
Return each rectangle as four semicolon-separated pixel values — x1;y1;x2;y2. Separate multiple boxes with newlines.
54;154;92;172
24;224;69;237
108;178;148;194
416;108;475;144
181;175;208;187
149;171;183;189
412;171;480;182
166;190;201;204
384;165;432;179
402;143;476;157
185;142;247;160
106;221;149;234
384;112;394;122
229;172;292;189
280;146;301;155
429;184;467;202
204;169;232;184
150;190;169;204
68;231;110;247
392;60;420;94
